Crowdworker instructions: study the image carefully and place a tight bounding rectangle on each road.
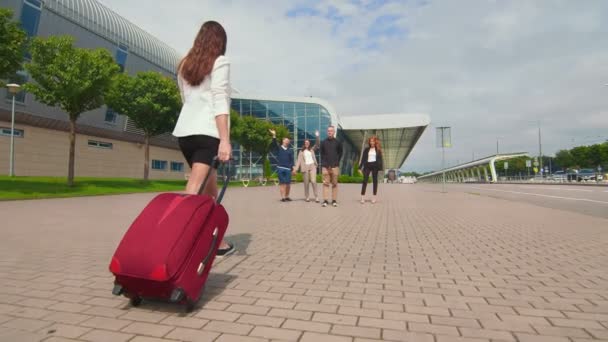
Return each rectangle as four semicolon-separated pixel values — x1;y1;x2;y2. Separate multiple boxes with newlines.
0;184;607;341
439;183;608;219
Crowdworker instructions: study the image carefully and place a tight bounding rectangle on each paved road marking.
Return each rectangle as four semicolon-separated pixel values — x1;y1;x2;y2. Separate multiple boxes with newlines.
471;187;608;205
516;186;593;192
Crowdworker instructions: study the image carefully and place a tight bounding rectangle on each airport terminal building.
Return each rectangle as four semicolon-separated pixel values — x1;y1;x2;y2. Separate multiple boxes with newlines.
0;0;430;180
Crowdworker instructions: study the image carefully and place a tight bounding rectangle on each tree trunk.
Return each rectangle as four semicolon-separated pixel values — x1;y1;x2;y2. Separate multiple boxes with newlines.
144;135;150;181
67;118;76;187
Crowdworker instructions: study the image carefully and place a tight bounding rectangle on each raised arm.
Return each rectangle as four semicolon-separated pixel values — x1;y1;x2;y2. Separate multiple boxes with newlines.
312;130;320;151
269;129;280;150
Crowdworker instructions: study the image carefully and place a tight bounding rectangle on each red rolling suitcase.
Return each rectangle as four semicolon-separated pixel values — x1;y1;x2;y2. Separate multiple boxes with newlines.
109;159;230;312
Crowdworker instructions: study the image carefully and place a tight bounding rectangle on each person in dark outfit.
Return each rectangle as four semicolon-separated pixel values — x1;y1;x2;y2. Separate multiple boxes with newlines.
269;129;294;202
359;136;383;204
320;125;343;207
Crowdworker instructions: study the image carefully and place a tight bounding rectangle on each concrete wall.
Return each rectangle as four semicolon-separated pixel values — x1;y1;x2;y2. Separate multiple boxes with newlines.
0;120;189;179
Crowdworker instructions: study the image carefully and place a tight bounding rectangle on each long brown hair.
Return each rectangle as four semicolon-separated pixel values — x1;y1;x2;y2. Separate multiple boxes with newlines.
301;139;312;152
368;136;381;153
178;21;227;86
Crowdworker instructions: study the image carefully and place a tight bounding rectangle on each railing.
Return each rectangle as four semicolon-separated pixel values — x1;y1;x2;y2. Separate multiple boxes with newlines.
446;175;607;185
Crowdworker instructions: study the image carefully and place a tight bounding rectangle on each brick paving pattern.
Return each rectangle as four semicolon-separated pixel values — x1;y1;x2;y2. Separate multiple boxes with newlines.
0;183;607;341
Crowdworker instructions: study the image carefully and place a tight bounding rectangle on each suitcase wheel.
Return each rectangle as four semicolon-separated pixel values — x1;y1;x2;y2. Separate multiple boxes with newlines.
112;284;124;296
130;296;142;307
170;288;185;303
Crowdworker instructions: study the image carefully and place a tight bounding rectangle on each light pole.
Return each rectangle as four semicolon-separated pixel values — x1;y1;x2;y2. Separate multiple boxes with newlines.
436;126;452;193
537;120;543;177
7;83;21;177
496;138;499;155
526;120;543;176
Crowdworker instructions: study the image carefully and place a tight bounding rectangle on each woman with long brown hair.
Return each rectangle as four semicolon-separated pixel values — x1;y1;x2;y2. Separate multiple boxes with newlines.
359;136;383;204
294;131;320;202
172;21;235;256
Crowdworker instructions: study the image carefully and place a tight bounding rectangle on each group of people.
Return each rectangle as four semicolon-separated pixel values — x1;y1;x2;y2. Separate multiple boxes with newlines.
270;126;384;206
170;20;384;257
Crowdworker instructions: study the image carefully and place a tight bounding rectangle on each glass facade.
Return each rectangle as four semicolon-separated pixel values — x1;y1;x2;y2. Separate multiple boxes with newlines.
170;161;184;172
230;98;357;180
115;44;129;72
104;44;129;124
20;0;41;38
104;108;117;123
151;160;167;170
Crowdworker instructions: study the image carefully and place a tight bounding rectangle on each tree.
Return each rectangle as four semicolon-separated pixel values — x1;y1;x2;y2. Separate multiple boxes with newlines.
24;36;119;186
0;8;27;87
230;112;289;178
570;145;591;169
105;71;181;180
600;142;608;169
554;149;574;170
401;172;421;177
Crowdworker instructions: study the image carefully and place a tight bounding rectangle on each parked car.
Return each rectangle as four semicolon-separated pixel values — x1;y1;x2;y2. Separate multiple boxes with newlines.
550;171;568;182
576;168;604;182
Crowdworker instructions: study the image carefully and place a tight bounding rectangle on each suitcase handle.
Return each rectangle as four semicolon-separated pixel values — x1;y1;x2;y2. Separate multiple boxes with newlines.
197;227;219;275
197;157;230;205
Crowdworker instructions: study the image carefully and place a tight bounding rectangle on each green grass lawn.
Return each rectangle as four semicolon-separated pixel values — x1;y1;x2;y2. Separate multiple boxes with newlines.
0;176;257;201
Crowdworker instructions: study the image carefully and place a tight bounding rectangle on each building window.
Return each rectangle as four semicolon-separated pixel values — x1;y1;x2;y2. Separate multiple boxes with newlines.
105;108;117;123
152;159;167;170
5;71;28;103
171;162;184;172
0;127;24;137
115;44;128;72
20;0;42;38
88;140;113;149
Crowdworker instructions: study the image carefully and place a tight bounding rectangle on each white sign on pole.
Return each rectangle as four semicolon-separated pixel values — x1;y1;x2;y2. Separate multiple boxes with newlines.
526;160;532;168
504;162;509;170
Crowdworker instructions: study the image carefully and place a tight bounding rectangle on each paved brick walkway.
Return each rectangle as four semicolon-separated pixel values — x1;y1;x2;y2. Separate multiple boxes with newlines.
0;183;607;341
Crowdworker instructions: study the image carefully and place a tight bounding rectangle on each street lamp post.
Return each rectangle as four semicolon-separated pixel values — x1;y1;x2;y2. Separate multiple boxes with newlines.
496;138;499;155
537;120;543;177
436;127;452;193
7;83;21;177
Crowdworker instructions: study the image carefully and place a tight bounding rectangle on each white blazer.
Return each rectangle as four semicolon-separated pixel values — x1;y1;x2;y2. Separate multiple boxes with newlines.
172;55;231;139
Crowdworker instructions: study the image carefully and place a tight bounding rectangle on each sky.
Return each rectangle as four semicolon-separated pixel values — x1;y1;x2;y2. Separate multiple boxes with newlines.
98;0;608;173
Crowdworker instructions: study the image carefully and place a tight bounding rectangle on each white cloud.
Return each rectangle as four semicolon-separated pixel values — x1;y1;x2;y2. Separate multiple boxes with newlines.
97;0;608;172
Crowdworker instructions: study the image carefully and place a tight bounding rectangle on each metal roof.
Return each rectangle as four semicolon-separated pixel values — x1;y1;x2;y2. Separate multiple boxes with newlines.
340;114;431;170
43;0;181;73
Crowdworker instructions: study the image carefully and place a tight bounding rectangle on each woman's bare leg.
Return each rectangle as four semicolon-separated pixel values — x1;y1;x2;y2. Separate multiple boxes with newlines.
186;163;230;249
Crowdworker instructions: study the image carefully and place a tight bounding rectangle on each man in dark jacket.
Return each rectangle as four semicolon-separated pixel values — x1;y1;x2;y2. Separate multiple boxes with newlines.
320;125;343;207
269;129;294;202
